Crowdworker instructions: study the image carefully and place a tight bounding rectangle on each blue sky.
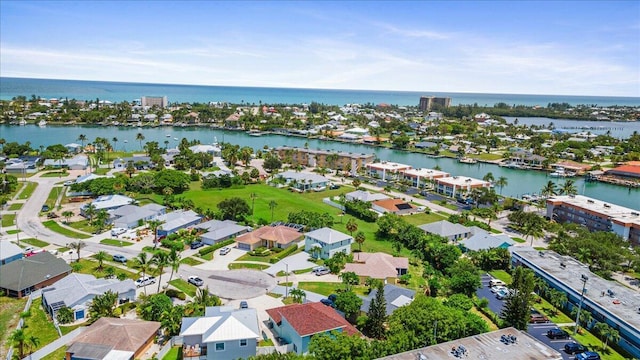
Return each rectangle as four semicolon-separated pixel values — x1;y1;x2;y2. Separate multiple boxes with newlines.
1;1;638;96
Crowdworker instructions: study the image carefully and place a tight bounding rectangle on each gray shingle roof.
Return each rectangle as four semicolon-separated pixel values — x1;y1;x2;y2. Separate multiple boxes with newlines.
42;273;135;310
0;252;71;292
0;241;23;261
305;227;352;245
419;220;470;238
461;233;515;251
361;284;415;315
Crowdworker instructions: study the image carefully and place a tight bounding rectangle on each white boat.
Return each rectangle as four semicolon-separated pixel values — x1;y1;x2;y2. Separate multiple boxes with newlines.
550;167;574;177
174;137;178;141
38;120;47;127
18;119;27;126
166;134;171;137
458;157;477;164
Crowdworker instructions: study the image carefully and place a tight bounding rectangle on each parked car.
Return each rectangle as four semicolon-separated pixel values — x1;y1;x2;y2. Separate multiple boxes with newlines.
219;247;231;255
491;285;507;294
63;180;75;186
564;342;587;354
239;301;248;309
490;279;506;287
320;298;336;308
23;246;35;253
188;276;204;286
547;328;570;339
315;268;331;276
329;184;340;190
496;289;510;300
574;351;600;360
530;308;549;323
41;205;50;212
190;241;204;249
135;276;156;287
111;228;127;236
112;254;127;263
312;266;328;274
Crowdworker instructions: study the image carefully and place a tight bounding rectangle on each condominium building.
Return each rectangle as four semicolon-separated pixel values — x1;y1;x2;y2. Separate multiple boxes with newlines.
273;146;374;176
140;96;168;108
418;96;452;112
546;195;640;246
402;168;450;188
511;248;640;359
366;161;412;181
434;176;491;197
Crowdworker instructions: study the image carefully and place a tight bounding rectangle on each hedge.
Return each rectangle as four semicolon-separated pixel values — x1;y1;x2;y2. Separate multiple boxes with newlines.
269;245;298;264
198;238;236;256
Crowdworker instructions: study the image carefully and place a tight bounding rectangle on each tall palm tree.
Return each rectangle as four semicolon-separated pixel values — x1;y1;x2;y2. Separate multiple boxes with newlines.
94;250;108;271
135;252;150;295
28;335;40;355
495;176;508;195
522;217;545;247
166;248;181;284
9;329;26;358
84;203;97;222
594;322;620;351
541;180;558;197
355;231;366;251
147;219;163;245
112;137;118;153
69;241;87;262
560;179;577;195
483;172;495;183
136;132;145;150
268;200;277;222
151;251;168;293
289;288;306;303
346;218;358;237
77;134;87;149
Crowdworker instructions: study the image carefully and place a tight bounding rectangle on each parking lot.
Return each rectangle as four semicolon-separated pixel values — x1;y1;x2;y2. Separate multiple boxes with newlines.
478;273;579;360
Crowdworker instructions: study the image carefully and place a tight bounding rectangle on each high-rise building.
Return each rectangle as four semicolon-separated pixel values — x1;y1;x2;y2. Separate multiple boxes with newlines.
140;96;168;108
418;96;451;111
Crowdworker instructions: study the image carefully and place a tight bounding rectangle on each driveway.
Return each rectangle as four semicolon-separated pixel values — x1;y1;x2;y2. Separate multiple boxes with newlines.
179;269;276;300
265;251;317;275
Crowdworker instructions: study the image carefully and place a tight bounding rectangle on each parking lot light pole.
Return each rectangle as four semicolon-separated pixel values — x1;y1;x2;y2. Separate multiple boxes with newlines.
574;274;589;335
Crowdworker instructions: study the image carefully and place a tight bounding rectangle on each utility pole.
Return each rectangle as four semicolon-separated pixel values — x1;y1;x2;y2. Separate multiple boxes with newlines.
574;274;589;335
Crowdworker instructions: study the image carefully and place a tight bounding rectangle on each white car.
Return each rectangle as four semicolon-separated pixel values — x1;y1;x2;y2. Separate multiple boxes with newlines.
491;285;508;294
111;228;127;236
23;246;35;253
135;276;156;287
63;180;75;186
490;279;507;287
219;247;231;255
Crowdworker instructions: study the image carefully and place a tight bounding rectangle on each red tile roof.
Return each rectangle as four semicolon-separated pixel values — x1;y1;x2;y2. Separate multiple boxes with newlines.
607;165;640;175
236;225;303;246
372;198;415;212
266;302;359;337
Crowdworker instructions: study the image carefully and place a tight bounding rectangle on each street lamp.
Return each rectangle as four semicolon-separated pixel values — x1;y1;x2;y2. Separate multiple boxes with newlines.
14;212;20;246
574;274;589;335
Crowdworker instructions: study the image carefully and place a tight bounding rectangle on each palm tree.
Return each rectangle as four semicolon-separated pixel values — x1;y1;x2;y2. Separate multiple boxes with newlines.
483;172;495;183
289;288;306;304
541;180;558;197
112;137;118;152
147;219;163;245
151;251;169;293
135;252;150;295
62;210;74;223
136;132;145;150
560;179;577;195
166;248;181;284
522;217;545;247
268;200;277;222
548;289;567;316
84;203;97;222
346;218;358;237
495;176;508;195
94;251;108;271
571;307;593;333
69;241;87;262
594;322;620;351
355;231;366;251
9;328;26;358
77;134;87;149
28;335;40;355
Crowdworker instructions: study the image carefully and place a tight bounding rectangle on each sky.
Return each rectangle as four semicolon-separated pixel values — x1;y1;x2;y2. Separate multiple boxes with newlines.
1;1;639;96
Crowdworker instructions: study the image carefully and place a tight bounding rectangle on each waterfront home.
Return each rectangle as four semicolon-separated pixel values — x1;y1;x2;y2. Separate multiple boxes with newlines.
371;198;417;215
402;167;450;188
605;163;640;181
418;220;472;242
66;318;160;360
459;231;515;252
236;225;303;251
272;171;330;192
266;302;360;354
42;273;136;321
345;190;390;203
509;150;546;168
195;220;251;245
64;143;83;153
304;227;353;259
180;306;261;360
43;154;89;170
81;194;134;216
156;210;203;237
344;252;409;284
366;161;412;181
113;156;152;169
189;144;221;156
0;241;23;266
434;176;491;198
0;252;71;298
360;284;415;316
110;204;166;229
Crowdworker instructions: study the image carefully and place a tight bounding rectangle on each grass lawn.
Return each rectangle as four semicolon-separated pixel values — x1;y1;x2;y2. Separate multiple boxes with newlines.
100;239;134;247
228;263;270;270
488;270;512;284
407;261;428;290
162;346;182;360
66;219;98;234
20;238;50;248
7;203;22;211
60;323;86;335
298;281;368;296
198;252;214;261
40;171;69;178
57;246;70;253
1;213;16;227
93;167;110;175
403;212;447;226
259;339;274;347
293;267;314;274
180;257;204;266
7;229;20;235
512;237;526;243
42;220;91;239
565;327;629;360
44;186;62;209
531;297;574;324
75;258;140;280
22;302;59;354
471;306;499;331
470;153;503;161
18;182;38;200
0;296;28;357
41;346;66;360
168;279;198;297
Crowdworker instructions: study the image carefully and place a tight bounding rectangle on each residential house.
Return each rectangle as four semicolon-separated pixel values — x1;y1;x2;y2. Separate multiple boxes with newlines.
64;143;83;154
434;176;491;198
509;150;546;168
0;252;71;298
189;144;221;156
113;156;152;169
81;195;134;216
361;284;415;316
273;171;330;192
43;155;89;170
266;302;360;354
66;318;160;360
371;198;417;215
418;220;471;242
344;252;409;284
4;158;38;174
304;228;353;260
344;190;389;203
156;210;203;237
0;241;23;266
236;225;303;251
402;168;450;188
606;163;640;180
180;306;261;360
110;204;166;229
42;273;136;321
459;231;515;252
195;220;251;245
366;162;412;181
74;173;102;184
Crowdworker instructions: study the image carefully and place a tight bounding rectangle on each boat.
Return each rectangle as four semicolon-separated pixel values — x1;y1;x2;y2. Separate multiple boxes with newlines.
38;120;47;127
549;167;575;178
18;119;27;126
458;157;477;164
501;161;523;169
174;137;178;141
166;134;171;137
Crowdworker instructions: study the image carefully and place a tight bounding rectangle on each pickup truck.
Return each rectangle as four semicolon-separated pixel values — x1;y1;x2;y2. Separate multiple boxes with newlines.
135;276;156;287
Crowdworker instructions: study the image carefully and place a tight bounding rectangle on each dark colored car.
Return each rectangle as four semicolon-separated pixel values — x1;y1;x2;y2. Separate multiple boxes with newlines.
190;241;204;249
530;308;549;323
112;254;127;263
320;298;336;308
239;301;248;309
328;294;337;302
564;342;587;354
329;184;340;190
575;351;600;360
547;328;570;339
41;205;50;212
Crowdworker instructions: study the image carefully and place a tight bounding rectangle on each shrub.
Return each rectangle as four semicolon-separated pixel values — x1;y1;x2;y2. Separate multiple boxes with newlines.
199;238;236;255
165;289;186;300
344;199;377;222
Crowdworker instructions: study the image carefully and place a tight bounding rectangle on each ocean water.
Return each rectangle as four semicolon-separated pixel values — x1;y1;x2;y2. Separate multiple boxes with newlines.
1;77;639;107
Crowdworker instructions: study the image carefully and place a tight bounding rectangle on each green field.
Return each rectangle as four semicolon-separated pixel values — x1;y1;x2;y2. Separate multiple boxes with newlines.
6;229;20;235
403;212;448;226
1;213;16;227
7;203;22;211
180;257;204;266
470;153;503;161
75;258;139;280
20;238;50;248
42;220;91;239
488;270;512;284
41;171;69;178
298;281;368;296
18;182;37;200
168;279;198;297
21;302;59;355
0;297;28;357
44;186;63;209
41;346;66;360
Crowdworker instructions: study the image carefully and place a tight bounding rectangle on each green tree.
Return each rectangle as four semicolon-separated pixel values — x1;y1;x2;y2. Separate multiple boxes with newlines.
495;176;508;195
345;218;358;237
28;335;40;355
161;304;184;337
541;180;558;197
289;288;306;304
364;283;387;339
151;251;169;293
135;252;150;295
147;219;164;244
483;172;495;183
56;306;74;324
268;200;278;222
594;322;620;351
136;132;145;150
354;231;366;251
88;290;118;322
339;271;359;292
138;293;173;321
166;248;181;284
69;241;86;262
62;210;74;223
447;259;481;297
217;197;251;221
94;250;108;271
9;328;26;358
548;288;567;316
77;134;87;148
560;179;578;195
263;154;282;172
335;291;363;323
352;179;361;189
501;267;536;330
308;331;373;360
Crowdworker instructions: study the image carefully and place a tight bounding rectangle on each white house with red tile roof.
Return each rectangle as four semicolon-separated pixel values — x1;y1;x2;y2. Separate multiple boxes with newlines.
344;252;409;283
371;198;417;215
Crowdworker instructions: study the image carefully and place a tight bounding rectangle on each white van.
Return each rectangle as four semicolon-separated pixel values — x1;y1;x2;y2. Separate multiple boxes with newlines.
111;228;127;236
490;279;506;287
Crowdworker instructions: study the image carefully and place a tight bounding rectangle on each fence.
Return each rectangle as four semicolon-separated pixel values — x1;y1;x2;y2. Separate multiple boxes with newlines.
256;344;293;355
322;197;345;211
155;337;180;360
6;292;40;360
